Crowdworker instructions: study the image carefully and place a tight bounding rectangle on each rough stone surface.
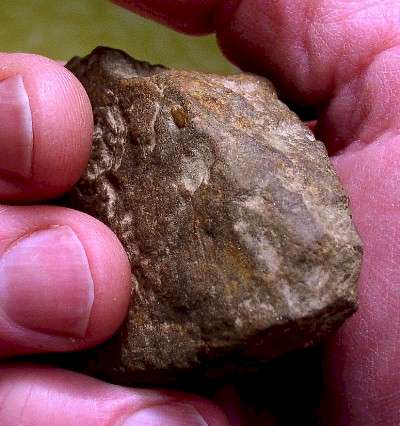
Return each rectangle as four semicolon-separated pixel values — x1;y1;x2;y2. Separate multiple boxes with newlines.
65;47;362;386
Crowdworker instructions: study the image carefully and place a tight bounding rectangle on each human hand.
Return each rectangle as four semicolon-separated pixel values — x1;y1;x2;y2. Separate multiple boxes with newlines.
112;1;400;424
0;56;229;424
1;1;399;425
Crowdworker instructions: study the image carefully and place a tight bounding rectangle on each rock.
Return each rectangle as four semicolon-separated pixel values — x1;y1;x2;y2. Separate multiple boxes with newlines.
65;47;362;386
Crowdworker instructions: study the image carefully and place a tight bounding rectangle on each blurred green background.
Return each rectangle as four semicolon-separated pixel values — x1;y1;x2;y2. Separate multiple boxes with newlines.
1;0;234;73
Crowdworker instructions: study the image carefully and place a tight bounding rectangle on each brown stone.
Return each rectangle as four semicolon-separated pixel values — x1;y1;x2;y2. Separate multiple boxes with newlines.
65;47;362;386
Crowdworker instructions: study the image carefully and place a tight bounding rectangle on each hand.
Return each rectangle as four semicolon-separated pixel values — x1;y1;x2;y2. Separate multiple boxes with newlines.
1;2;398;425
0;56;229;424
115;1;400;424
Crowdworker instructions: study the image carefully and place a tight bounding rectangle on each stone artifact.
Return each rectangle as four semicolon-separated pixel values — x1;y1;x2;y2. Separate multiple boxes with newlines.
65;47;362;386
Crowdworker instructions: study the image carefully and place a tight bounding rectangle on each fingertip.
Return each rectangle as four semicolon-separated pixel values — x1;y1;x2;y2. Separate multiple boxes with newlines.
112;0;219;34
0;53;93;201
69;208;132;345
0;206;131;356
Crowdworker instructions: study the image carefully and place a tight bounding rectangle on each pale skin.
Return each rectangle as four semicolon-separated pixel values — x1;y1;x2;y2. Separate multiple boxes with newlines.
0;1;399;424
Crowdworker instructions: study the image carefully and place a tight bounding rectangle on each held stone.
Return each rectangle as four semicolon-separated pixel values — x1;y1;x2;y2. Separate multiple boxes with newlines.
66;47;362;386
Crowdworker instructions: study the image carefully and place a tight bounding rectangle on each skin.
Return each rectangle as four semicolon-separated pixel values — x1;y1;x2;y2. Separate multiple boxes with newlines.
0;0;399;424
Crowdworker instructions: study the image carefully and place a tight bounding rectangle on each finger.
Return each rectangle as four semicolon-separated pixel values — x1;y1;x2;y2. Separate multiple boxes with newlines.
219;1;400;152
0;205;131;358
0;53;93;202
0;364;229;426
111;0;219;34
117;1;400;152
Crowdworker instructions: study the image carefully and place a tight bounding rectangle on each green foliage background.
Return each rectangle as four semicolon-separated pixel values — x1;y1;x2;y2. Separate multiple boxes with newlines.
1;0;234;73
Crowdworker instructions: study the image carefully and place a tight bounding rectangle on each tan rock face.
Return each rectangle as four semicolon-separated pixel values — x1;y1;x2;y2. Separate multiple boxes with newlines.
66;47;362;386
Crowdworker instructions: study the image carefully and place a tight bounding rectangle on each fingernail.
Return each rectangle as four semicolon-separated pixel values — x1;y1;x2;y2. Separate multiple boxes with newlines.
0;75;33;179
0;226;94;337
122;403;209;426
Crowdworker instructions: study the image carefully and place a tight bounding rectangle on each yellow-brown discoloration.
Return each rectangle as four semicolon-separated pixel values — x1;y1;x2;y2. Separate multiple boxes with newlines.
171;105;189;129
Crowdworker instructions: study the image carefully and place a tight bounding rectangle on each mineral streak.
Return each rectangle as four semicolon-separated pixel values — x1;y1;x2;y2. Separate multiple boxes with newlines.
66;47;362;386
